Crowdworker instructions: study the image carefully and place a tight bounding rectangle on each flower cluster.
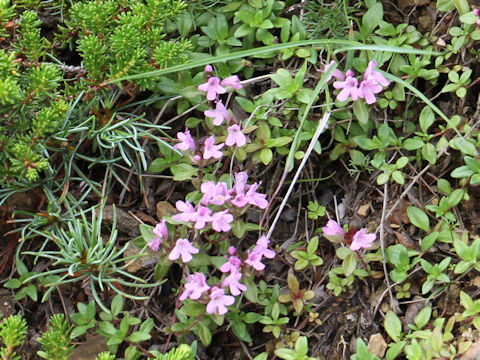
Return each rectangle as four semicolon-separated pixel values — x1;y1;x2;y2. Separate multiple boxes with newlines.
146;170;273;315
179;236;275;315
324;60;390;105
322;219;376;251
173;66;248;162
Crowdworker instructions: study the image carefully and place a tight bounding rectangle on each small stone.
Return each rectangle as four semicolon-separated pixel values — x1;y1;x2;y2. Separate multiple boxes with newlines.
357;204;370;217
368;333;388;358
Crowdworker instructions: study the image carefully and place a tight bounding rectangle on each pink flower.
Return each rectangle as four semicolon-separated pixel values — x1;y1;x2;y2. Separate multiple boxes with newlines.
225;124;247;147
244;182;268;209
169;238;199;263
191;204;213;230
211;210;234;232
179;272;210;301
203;136;224;160
222;271;247;296
245;250;266;271
231;193;248;208
204;101;232;126
198;77;226;101
350;228;376;251
358;79;383;105
173;129;196;152
148;219;168;251
333;70;359;102
220;75;242;89
204;64;213;73
172;200;196;222
254;235;276;259
245;235;275;271
206;286;235;315
220;254;242;273
201;181;230;205
322;60;345;82
477;19;480;25
474;8;480;16
232;172;249;194
363;60;390;87
322;220;345;237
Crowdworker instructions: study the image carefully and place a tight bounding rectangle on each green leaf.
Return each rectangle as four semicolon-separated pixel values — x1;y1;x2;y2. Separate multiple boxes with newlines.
231;219;246;239
419;106;435;133
459;11;479;24
437;0;455;12
110;294;124;317
414;306;432;329
4;279;21;289
384;311;402;342
244;276;258;303
460;291;474;311
377;172;390;185
403;138;425;150
361;2;383;37
128;331;151;343
406;206;430;232
448;189;465;208
271;68;293;88
391;170;405;185
197;322;212;347
451;165;474;178
353;99;369;126
421;232;438;251
342;253;357;276
274;348;296;360
267;136;293;148
260;148;273;165
244;312;264;324
421;143;437;164
170;163;198;181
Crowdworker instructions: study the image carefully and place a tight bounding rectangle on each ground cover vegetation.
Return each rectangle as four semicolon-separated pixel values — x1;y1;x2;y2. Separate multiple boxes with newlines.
0;0;480;358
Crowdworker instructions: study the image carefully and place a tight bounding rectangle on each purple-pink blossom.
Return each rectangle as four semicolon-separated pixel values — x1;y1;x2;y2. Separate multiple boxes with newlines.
245;235;275;271
191;204;213;230
198;77;226;101
358;79;383;105
172;200;196;222
225;124;247;147
220;75;242;89
201;181;230;206
322;220;345;237
350;228;376;251
169;238;199;263
173;129;196;152
211;209;234;232
244;182;268;209
148;219;168;251
220;253;242;273
323;60;345;82
204;101;232;126
254;235;276;259
245;250;266;271
203;136;224;160
474;8;480;16
333;70;359;102
222;271;247;296
179;272;210;301
363;60;390;87
206;286;235;315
